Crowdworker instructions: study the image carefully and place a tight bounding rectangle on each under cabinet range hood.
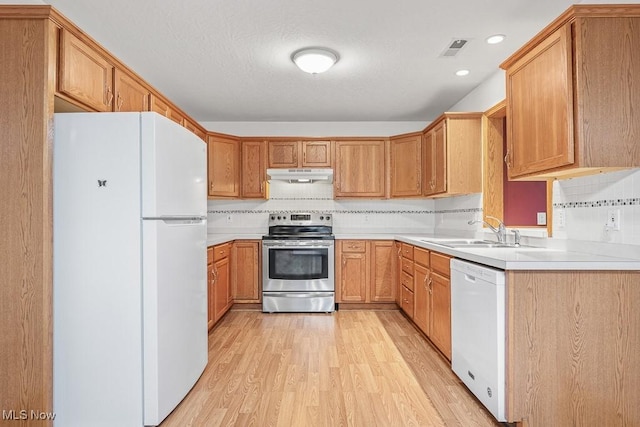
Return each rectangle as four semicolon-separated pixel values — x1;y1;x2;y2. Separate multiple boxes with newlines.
267;168;333;184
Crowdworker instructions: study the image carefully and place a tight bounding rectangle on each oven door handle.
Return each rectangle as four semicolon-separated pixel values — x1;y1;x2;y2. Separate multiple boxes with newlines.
263;241;334;248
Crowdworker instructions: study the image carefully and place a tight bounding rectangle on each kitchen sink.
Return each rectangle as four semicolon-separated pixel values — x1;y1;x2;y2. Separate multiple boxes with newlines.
420;239;533;249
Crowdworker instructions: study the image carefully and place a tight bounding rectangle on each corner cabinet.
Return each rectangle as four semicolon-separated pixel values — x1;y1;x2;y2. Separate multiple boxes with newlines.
241;141;267;199
501;5;640;180
422;113;482;197
207;134;240;198
334;140;387;198
390;133;422;198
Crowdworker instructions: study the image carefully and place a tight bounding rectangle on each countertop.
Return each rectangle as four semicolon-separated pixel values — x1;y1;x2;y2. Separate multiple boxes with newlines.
207;233;640;271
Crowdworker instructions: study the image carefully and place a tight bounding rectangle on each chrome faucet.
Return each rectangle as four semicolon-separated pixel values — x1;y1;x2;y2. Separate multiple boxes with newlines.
468;216;507;243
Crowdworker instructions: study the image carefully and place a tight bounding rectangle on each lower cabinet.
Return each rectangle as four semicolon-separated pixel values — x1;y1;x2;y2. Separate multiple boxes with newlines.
208;242;232;330
336;240;396;304
232;240;261;303
398;242;452;361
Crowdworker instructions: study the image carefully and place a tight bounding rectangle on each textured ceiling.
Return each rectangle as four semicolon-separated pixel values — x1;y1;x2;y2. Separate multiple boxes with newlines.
21;0;602;121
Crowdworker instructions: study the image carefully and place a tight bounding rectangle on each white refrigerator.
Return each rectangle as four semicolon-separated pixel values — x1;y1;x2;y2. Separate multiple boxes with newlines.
53;112;208;426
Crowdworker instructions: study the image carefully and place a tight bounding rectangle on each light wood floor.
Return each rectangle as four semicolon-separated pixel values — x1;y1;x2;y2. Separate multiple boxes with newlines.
161;309;501;427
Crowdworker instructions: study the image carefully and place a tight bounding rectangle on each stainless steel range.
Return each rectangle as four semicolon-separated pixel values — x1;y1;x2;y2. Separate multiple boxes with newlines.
262;213;335;313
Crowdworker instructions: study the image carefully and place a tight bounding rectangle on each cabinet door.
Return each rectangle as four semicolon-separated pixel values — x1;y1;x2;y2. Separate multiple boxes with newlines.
423;122;447;196
506;24;574;178
151;95;184;126
208;135;240;197
302;140;332;167
400;285;414;319
184;119;206;141
207;260;214;331
395;242;403;306
268;141;299;168
334;140;386;198
413;263;430;335
114;69;149;112
340;253;368;302
58;30;114;112
232;241;260;302
213;256;231;322
369;241;395;302
241;141;267;198
390;134;422;197
430;271;451;360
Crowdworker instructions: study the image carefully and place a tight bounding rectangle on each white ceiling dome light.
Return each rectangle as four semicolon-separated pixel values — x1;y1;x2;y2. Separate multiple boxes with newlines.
292;48;339;74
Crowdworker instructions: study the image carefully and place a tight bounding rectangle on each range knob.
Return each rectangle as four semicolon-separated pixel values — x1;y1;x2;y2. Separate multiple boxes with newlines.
325;215;331;220
277;216;282;220
270;216;275;220
320;216;324;220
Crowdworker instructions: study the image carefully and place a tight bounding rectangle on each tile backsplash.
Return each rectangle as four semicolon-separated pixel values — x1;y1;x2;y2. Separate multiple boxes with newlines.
552;168;640;245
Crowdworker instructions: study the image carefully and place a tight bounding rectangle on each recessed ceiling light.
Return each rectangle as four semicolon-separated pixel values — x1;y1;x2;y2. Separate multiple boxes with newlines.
291;48;339;74
455;69;470;77
486;34;506;44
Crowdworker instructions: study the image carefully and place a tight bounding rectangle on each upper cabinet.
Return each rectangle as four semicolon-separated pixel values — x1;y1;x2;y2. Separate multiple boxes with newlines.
183;119;207;141
241;141;267;199
334;139;387;198
390;133;422;198
114;69;150;112
208;134;240;198
267;140;332;168
422;113;482;198
151;95;184;126
501;5;640;180
58;29;114;112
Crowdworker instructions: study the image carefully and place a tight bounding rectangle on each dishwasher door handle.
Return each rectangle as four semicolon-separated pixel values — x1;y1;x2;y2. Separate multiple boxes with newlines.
464;274;477;283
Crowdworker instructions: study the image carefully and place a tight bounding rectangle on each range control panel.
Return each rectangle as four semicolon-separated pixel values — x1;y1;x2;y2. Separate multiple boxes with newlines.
268;212;332;226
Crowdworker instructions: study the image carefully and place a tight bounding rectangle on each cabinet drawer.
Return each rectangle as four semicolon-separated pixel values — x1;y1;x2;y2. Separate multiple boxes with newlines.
213;242;232;261
341;240;366;253
400;271;414;291
401;285;414;319
414;247;430;267
207;247;214;264
430;252;451;277
401;243;414;260
401;258;414;276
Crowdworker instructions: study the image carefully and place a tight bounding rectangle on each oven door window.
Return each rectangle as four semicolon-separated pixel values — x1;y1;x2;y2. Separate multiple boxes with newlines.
269;248;328;281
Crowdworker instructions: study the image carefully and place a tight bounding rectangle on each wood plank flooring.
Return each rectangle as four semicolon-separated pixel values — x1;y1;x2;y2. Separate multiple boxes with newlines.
160;310;501;427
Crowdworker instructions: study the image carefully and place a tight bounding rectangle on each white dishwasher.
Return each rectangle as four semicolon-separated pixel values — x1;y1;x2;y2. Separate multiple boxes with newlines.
450;259;506;422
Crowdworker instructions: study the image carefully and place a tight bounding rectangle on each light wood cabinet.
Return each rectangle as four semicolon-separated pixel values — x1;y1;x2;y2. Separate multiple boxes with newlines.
369;240;395;302
58;29;114;112
211;243;232;326
207;248;215;330
395;241;403;307
208;134;240;198
113;68;149;112
390;133;422;197
413;262;430;335
398;244;415;319
336;240;395;304
267;140;332;168
241;141;267;199
232;240;261;303
501;6;640;179
337;240;369;302
151;95;184;125
334;140;386;198
184;119;206;141
422;113;481;197
429;251;451;360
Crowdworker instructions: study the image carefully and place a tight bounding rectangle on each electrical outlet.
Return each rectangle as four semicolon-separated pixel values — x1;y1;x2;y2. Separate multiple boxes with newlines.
606;209;621;230
536;212;547;226
226;214;233;223
556;209;566;228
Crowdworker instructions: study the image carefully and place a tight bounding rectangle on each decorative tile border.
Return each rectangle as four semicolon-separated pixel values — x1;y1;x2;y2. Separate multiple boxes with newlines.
553;198;640;209
269;197;334;201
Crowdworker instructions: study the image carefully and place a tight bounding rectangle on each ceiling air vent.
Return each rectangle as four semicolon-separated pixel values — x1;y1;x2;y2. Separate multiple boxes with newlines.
440;39;469;57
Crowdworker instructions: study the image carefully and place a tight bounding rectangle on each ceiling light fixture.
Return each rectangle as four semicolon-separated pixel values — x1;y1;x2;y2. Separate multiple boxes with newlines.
486;34;506;44
292;48;339;74
455;69;470;77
